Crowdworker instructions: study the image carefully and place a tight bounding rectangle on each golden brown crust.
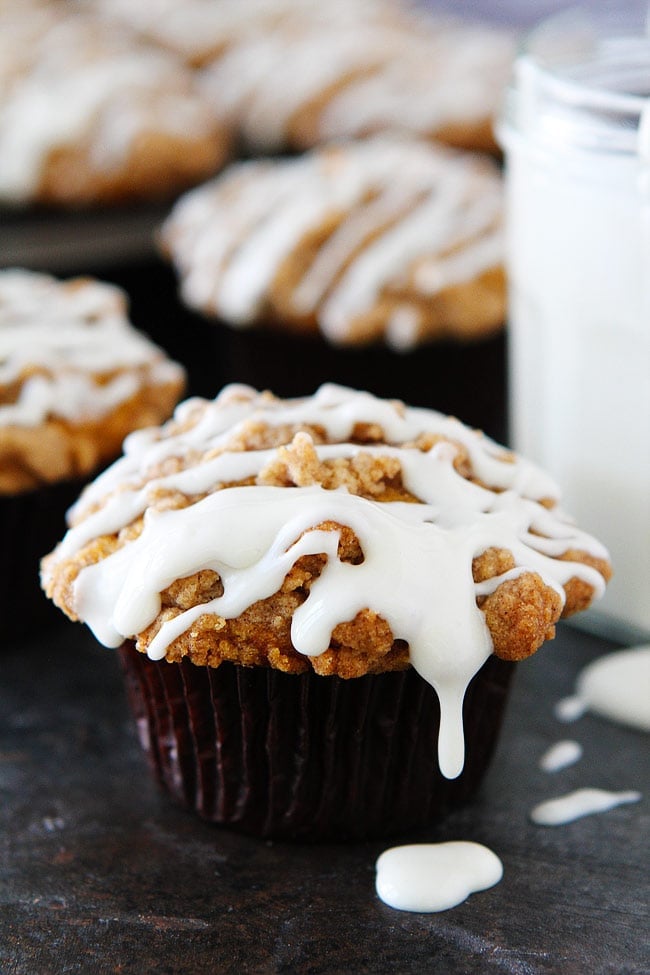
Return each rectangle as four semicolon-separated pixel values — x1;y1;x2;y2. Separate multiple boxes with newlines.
265;195;505;346
142;552;411;678
434;117;501;156
287;67;386;151
291;102;501;157
479;573;563;662
284;265;506;348
119;543;411;677
38;128;232;208
1;268;187;494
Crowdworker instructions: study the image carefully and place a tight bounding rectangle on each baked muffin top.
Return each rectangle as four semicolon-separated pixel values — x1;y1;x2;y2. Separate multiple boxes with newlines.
0;5;231;206
160;137;505;349
197;4;513;154
42;384;611;777
0;268;185;493
92;0;513;153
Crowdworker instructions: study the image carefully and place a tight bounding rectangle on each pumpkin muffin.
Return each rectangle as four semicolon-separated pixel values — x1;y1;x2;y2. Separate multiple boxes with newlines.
41;384;611;838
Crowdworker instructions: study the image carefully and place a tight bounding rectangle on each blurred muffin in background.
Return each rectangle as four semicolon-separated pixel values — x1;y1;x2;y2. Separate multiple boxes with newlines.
87;0;514;155
0;268;185;639
158;136;508;438
0;3;232;208
199;7;514;156
79;0;322;67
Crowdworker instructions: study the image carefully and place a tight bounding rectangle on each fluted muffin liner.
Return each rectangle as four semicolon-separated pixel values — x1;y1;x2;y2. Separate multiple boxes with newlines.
119;644;515;841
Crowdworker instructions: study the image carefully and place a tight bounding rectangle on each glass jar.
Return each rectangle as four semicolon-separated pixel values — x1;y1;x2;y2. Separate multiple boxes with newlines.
498;6;650;641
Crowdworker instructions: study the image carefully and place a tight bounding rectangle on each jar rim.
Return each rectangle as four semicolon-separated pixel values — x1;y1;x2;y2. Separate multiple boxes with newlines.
500;6;650;156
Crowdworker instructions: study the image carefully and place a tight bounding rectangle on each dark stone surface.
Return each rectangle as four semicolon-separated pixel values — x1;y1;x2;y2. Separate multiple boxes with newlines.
1;621;648;975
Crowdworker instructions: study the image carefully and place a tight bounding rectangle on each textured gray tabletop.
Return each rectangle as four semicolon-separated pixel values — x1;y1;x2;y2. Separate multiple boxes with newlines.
1;621;648;975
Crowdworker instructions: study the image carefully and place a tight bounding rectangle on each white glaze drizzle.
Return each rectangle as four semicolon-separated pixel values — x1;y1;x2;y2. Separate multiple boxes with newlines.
94;0;392;66
318;25;514;141
203;25;403;152
161;137;503;344
539;740;583;773
0;269;184;427
45;385;609;780
195;7;513;152
375;842;503;913
530;789;642;826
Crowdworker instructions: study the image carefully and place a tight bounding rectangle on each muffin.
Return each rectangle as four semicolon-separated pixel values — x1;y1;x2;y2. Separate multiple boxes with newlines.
159;136;508;439
84;0;513;156
0;4;232;208
82;0;329;68
1;268;185;637
197;7;514;156
41;384;611;839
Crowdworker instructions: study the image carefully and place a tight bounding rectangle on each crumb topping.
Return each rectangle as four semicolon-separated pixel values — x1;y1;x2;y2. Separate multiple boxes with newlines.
42;384;611;676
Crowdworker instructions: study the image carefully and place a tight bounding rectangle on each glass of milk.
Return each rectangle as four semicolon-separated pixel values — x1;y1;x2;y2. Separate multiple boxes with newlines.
498;6;650;642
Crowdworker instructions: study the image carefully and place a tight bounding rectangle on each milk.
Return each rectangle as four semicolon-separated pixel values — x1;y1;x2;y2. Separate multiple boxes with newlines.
499;15;650;639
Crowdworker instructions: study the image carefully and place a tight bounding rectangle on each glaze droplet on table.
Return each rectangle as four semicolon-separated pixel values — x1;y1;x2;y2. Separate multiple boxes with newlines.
375;841;503;913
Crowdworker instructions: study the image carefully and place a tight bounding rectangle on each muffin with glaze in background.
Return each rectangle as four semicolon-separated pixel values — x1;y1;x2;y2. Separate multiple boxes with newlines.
41;384;611;839
159;136;509;441
88;0;514;155
0;2;233;209
1;268;185;639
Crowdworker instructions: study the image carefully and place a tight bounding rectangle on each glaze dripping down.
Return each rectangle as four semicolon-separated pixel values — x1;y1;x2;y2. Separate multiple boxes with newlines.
42;384;611;780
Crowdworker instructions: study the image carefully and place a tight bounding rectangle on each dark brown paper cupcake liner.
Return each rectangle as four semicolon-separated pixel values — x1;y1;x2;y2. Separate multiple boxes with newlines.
119;644;515;841
1;479;84;644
